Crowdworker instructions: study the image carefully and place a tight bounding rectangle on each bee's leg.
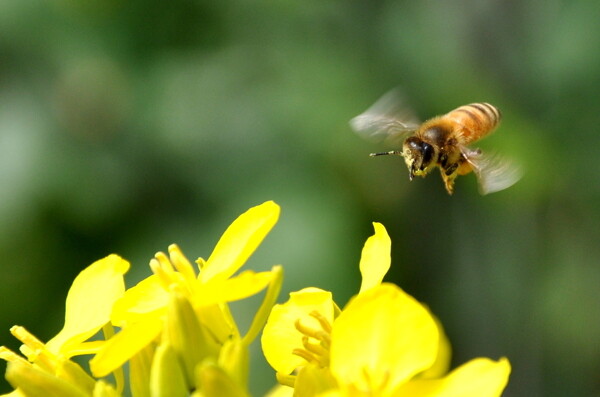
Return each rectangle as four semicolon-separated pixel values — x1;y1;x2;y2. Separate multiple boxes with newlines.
440;163;459;195
444;163;458;175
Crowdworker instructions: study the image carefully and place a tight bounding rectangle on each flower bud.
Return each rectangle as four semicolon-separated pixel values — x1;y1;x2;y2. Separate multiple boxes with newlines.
164;291;220;385
149;343;188;397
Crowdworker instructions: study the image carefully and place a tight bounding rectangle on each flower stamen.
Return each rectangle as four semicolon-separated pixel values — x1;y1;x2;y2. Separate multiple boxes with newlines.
310;310;333;334
291;311;333;369
8;326;59;372
0;347;28;364
150;249;196;297
302;336;329;359
149;258;173;289
292;346;317;364
11;326;45;352
276;372;296;387
168;244;197;280
155;252;175;273
301;337;329;367
195;257;206;272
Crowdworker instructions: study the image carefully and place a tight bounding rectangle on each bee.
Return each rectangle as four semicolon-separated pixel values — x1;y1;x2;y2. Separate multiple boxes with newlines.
350;89;521;195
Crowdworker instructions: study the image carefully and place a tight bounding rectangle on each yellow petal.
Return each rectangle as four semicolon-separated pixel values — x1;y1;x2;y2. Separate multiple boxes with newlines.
394;357;511;397
55;358;96;393
417;314;452;379
218;339;249;390
90;317;162;378
0;390;26;397
261;288;334;374
59;341;106;357
201;201;280;283
330;284;438;394
194;271;273;306
92;381;120;397
111;274;168;327
47;255;129;356
314;392;343;397
196;304;238;344
264;385;294;397
242;265;284;345
294;364;337;397
129;344;154;397
358;223;391;294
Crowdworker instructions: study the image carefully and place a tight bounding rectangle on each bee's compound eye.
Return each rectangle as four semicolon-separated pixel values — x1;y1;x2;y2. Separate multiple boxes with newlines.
407;138;421;151
421;143;434;165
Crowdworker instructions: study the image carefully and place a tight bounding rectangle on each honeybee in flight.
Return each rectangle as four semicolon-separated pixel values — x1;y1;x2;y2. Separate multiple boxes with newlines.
350;89;521;194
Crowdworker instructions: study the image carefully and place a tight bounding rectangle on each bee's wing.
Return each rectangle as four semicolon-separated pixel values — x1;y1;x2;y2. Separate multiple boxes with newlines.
350;88;420;146
462;148;522;195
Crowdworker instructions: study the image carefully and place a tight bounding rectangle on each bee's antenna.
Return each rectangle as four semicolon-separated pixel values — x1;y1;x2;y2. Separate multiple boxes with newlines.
369;151;402;157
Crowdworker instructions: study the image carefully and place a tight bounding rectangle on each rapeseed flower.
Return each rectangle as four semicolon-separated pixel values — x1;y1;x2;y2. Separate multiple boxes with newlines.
0;201;283;397
0;254;129;396
0;202;511;396
261;223;510;397
91;201;283;395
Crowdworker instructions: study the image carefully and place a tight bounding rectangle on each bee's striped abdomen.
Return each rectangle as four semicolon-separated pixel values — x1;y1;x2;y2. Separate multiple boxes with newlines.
445;103;501;144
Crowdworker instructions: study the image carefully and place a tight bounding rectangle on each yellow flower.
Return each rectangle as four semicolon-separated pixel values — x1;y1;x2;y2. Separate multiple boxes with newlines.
261;288;336;376
90;201;283;387
261;222;510;396
330;283;439;394
47;254;130;357
0;202;511;397
329;283;510;396
0;255;130;396
261;222;389;377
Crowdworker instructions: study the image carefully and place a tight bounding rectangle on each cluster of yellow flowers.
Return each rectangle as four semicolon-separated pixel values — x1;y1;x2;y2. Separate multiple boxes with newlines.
0;201;510;396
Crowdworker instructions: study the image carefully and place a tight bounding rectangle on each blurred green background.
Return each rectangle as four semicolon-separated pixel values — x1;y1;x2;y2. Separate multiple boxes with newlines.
1;0;599;395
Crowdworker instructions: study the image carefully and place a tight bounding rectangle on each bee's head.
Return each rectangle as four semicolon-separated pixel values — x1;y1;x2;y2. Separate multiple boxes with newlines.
402;137;436;180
